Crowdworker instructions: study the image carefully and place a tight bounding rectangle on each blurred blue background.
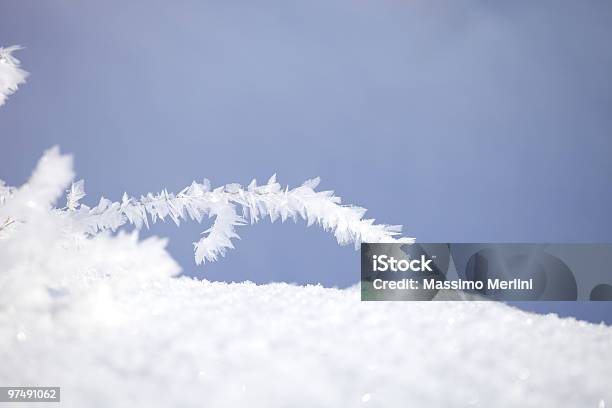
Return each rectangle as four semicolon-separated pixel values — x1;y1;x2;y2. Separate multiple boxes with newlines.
1;1;611;322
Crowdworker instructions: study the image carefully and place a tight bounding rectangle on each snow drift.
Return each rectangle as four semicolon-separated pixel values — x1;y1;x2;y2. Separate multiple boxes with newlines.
1;279;611;407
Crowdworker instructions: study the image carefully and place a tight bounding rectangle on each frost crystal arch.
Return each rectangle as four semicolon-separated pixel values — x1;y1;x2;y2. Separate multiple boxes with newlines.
1;147;414;265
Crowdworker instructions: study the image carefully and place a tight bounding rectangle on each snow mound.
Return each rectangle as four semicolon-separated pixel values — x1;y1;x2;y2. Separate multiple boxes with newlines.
1;278;611;408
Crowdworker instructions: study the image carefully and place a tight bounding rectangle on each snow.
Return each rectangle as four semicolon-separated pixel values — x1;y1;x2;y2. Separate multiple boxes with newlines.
1;277;611;408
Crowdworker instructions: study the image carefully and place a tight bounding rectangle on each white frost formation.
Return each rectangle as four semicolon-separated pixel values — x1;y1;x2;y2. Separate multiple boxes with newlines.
0;46;28;106
1;147;413;266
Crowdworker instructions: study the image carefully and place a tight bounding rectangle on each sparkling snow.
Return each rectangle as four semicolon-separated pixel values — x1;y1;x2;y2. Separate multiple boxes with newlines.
0;276;610;408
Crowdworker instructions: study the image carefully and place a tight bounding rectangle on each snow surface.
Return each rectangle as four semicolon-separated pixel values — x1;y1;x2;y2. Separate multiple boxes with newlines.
1;275;611;408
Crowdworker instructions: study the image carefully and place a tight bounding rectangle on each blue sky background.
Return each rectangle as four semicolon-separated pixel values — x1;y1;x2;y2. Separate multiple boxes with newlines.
1;1;611;321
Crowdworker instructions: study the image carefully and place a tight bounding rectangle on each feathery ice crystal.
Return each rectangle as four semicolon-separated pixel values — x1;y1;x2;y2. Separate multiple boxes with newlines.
1;147;414;266
0;46;28;106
